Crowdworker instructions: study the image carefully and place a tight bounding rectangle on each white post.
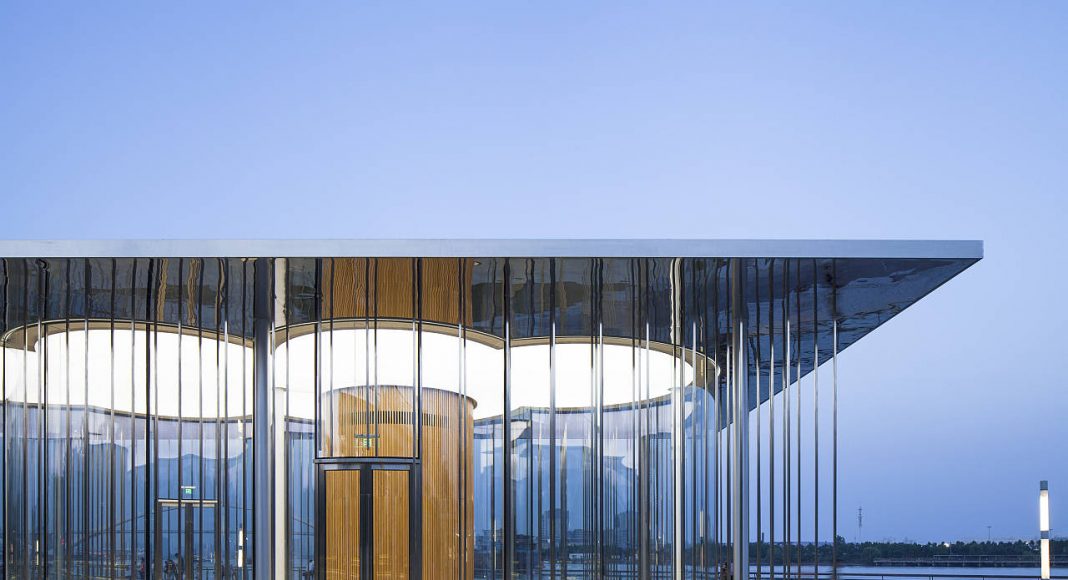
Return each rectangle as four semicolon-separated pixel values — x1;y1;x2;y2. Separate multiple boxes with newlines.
1040;480;1051;580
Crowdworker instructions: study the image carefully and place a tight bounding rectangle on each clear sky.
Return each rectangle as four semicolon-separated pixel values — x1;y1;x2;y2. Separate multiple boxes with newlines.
2;2;1066;542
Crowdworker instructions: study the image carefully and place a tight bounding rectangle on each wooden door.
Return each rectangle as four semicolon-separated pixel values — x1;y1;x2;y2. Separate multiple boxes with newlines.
321;465;412;579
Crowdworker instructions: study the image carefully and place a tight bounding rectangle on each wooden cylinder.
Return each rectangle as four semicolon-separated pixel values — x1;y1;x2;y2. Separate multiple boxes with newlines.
323;385;474;579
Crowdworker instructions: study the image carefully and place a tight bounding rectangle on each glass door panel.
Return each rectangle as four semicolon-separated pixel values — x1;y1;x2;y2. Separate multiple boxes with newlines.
321;466;412;579
373;469;409;579
325;470;361;579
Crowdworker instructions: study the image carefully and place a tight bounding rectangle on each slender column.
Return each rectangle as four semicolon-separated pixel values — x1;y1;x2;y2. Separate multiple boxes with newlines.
730;259;750;580
253;258;273;579
673;259;685;579
832;320;839;580
549;259;559;579
502;259;514;580
813;261;820;578
754;267;762;580
767;261;775;580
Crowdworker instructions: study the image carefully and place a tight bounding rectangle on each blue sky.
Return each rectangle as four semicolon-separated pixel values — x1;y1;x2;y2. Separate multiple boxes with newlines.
2;2;1066;541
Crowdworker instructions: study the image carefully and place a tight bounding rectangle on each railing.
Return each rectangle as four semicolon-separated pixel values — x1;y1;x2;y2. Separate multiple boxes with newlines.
841;573;1066;580
875;556;1068;567
751;570;1068;580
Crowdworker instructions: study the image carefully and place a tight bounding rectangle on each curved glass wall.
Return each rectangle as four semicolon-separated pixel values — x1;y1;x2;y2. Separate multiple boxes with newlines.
274;258;720;579
0;253;972;579
1;258;256;579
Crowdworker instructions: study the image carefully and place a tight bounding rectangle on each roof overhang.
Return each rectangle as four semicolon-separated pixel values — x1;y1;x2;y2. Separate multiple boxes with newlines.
0;239;982;259
0;239;982;411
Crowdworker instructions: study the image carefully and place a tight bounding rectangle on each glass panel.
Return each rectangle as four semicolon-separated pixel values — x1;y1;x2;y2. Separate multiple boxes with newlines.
554;258;595;577
5;260;38;578
310;258;416;459
507;258;551;579
0;252;978;579
470;258;505;579
285;417;316;578
0;258;255;579
644;258;677;578
419;258;472;579
600;258;639;578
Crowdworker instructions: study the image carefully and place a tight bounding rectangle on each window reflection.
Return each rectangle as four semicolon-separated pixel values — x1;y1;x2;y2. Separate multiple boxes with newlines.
275;258;712;579
0;254;971;579
2;258;255;579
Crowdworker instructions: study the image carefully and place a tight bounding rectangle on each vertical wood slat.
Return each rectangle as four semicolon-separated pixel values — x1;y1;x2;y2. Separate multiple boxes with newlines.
322;387;474;579
374;470;409;579
421;388;476;580
325;470;360;580
322;258;473;325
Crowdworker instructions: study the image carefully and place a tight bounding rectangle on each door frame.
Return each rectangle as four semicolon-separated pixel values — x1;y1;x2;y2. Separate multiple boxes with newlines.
315;457;423;580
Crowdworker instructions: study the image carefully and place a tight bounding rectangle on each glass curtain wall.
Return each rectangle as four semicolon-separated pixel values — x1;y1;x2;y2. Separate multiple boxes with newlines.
0;254;872;579
0;258;255;579
274;258;725;579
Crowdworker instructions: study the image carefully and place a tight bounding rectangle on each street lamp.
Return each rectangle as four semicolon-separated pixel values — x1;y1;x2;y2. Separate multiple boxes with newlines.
1040;481;1050;580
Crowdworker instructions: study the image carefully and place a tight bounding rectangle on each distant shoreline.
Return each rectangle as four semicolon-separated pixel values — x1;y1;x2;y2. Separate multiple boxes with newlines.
749;538;1067;568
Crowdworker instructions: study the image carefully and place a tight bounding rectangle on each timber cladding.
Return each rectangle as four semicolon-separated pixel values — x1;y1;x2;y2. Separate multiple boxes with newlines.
323;385;474;579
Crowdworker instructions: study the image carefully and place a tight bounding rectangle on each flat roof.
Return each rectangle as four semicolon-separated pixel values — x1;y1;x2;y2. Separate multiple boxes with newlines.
0;238;983;411
0;239;983;259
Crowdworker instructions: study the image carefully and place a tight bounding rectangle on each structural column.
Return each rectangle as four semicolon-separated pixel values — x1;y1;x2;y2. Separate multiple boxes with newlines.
730;259;750;580
253;258;273;578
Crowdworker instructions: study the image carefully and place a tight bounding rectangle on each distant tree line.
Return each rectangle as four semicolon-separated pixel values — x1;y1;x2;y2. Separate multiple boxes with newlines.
747;537;1068;566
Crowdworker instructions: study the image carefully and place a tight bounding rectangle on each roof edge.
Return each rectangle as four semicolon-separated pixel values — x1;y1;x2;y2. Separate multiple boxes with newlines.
0;239;984;259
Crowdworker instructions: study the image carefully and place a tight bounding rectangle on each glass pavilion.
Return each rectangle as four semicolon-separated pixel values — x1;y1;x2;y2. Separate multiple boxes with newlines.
0;240;981;579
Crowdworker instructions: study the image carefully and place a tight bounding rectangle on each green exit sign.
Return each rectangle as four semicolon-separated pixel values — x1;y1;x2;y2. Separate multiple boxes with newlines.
181;486;196;498
353;434;376;449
